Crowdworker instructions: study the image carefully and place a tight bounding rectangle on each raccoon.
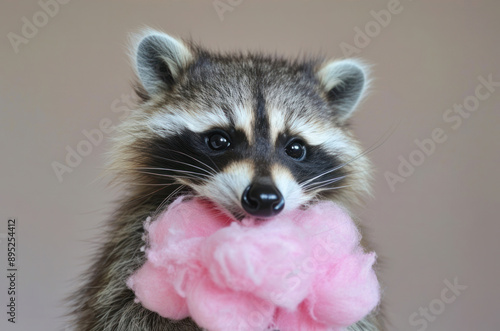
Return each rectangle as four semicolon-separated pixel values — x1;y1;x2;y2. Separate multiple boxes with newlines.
69;30;383;331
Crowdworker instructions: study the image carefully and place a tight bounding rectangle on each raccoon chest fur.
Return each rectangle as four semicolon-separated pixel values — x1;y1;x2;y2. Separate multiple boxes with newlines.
69;29;382;331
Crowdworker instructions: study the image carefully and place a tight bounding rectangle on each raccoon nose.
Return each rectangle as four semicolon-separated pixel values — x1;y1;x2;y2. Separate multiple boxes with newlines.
241;181;285;218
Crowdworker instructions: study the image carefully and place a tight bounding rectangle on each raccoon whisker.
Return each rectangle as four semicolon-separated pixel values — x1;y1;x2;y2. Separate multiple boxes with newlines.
303;170;369;193
151;149;220;175
118;184;174;206
133;170;200;178
140;155;215;176
108;167;205;181
112;128;218;176
122;182;183;186
305;182;348;194
137;172;208;186
303;183;335;194
154;186;185;215
134;172;207;183
299;150;366;187
117;183;190;217
149;154;218;177
299;162;348;188
106;166;207;178
301;175;346;191
134;168;210;178
232;211;246;221
154;184;186;216
189;188;244;222
119;128;219;174
300;124;395;187
207;202;242;223
312;184;353;194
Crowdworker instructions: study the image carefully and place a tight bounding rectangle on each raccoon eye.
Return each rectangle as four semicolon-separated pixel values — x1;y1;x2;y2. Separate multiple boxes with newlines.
207;132;231;151
285;140;306;160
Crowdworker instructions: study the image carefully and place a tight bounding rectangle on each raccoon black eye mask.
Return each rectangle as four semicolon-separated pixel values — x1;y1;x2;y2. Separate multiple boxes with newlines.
127;196;380;331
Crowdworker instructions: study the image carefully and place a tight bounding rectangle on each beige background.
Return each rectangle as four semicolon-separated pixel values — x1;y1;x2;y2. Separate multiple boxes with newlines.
1;1;499;330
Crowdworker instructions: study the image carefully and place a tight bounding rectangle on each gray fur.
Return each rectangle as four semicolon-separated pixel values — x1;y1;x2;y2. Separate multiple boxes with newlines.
317;59;370;122
69;30;384;331
135;31;193;95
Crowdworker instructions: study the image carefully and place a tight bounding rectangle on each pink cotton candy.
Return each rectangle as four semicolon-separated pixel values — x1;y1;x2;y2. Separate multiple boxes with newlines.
127;196;380;331
273;303;330;331
201;220;313;309
306;252;380;328
187;276;275;331
126;261;189;320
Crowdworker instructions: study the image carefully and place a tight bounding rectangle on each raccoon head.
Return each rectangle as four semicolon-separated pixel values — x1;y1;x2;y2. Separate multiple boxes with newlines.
111;30;371;220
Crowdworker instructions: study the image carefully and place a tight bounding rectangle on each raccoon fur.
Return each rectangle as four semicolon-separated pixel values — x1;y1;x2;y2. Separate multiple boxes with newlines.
69;29;383;331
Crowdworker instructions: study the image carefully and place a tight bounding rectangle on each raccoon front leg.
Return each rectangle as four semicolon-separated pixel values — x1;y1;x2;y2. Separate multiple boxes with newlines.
347;313;383;331
70;203;202;331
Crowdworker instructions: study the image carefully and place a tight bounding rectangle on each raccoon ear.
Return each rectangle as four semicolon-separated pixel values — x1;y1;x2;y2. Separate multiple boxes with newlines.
317;59;369;122
133;30;193;96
